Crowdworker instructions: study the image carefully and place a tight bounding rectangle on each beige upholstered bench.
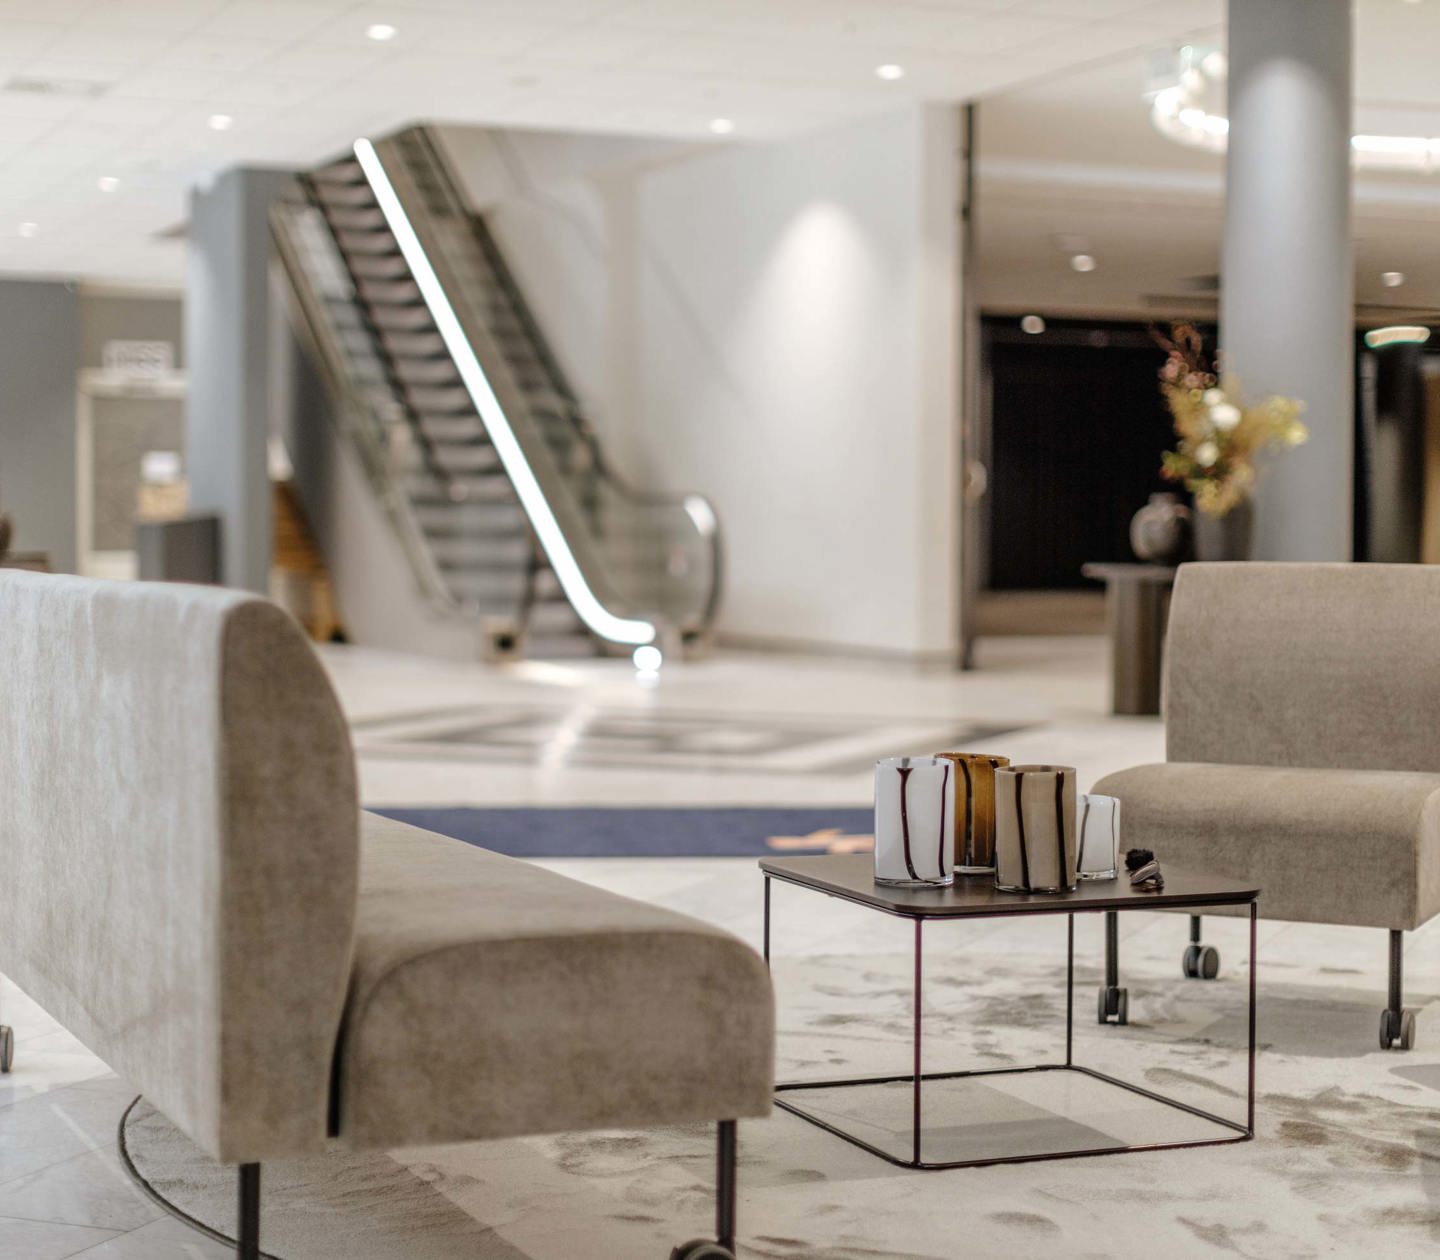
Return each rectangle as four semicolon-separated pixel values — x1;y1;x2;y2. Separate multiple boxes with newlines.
0;571;774;1259
1096;562;1440;1051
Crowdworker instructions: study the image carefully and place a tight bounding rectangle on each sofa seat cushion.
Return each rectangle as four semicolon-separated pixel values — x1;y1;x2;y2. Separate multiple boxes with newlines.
333;814;774;1152
1093;763;1440;931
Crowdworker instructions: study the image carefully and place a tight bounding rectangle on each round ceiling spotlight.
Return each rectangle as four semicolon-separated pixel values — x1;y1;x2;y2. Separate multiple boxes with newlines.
207;113;234;131
875;64;906;81
366;23;398;41
1382;270;1406;287
97;176;119;192
709;117;734;135
1020;315;1046;334
1070;253;1097;273
632;645;663;672
17;221;37;238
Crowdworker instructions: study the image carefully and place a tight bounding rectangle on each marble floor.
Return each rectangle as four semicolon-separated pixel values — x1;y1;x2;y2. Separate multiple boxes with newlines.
3;637;1438;1258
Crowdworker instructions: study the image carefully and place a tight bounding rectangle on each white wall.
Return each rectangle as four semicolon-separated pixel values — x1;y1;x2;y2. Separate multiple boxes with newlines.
439;107;963;660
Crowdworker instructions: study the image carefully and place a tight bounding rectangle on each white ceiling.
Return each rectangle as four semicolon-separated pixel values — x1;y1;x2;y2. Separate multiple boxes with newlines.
977;0;1440;323
0;0;1224;288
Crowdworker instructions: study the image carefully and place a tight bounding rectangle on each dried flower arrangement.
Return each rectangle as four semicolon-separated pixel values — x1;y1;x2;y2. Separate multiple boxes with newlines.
1154;322;1308;518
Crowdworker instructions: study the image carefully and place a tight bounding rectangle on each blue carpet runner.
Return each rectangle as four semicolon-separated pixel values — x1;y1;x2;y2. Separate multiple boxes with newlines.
370;806;874;858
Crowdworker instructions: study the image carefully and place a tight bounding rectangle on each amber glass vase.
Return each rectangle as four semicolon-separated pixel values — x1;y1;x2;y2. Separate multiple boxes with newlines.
934;753;1011;875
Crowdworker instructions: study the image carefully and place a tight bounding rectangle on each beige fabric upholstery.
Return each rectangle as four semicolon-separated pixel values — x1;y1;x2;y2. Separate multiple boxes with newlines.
1165;562;1440;771
335;814;775;1151
1093;763;1440;930
0;571;358;1162
1;570;774;1167
1096;561;1440;931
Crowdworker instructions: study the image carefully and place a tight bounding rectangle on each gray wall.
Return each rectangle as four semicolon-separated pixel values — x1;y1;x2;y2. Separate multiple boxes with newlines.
0;281;81;571
80;293;183;370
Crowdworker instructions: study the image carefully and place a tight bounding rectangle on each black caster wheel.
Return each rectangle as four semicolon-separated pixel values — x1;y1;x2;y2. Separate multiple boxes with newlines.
1097;986;1128;1026
0;1026;11;1074
670;1242;735;1260
1182;944;1220;980
1381;1009;1417;1051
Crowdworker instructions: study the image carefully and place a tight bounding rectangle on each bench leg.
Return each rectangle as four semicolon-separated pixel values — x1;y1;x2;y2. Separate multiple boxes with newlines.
717;1120;737;1252
238;1163;260;1260
1097;911;1127;1024
1381;930;1417;1051
670;1121;739;1259
1182;915;1220;979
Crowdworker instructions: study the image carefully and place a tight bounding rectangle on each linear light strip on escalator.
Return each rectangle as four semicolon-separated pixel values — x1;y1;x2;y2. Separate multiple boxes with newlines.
352;137;657;648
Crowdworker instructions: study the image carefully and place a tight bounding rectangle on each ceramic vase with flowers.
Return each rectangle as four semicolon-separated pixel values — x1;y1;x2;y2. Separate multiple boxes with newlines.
1154;322;1308;560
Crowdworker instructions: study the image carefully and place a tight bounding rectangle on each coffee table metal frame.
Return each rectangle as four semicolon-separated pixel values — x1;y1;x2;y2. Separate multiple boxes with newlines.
761;856;1258;1170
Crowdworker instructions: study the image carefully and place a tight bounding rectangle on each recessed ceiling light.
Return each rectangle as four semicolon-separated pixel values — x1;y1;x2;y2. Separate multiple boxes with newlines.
207;113;233;131
1382;270;1406;287
1020;315;1046;334
97;175;119;192
875;63;905;81
366;22;397;41
709;117;734;135
1070;253;1097;273
17;221;37;238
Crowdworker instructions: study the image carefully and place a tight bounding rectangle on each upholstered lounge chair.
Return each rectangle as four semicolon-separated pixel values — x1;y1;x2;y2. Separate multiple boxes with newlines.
1095;561;1440;1051
0;571;774;1258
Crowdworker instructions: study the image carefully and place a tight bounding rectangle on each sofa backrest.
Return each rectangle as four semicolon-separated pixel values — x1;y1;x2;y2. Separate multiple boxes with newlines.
1166;561;1440;772
0;571;358;1163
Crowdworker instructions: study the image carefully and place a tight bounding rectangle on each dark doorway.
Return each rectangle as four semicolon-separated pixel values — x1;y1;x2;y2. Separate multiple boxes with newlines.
984;317;1193;590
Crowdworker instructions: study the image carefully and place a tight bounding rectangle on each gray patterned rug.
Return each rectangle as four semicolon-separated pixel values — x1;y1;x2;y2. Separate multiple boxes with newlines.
119;922;1440;1259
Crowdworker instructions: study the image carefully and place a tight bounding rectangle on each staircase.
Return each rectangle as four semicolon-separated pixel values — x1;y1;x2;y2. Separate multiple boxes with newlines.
273;125;719;661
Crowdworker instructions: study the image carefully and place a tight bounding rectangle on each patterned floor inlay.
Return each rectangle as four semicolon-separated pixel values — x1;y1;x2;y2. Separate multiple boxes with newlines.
351;704;1028;775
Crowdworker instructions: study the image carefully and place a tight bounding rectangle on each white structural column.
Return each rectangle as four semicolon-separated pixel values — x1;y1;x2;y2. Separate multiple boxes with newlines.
185;167;293;592
1222;0;1353;560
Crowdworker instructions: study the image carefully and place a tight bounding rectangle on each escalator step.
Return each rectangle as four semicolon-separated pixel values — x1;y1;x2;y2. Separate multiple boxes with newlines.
393;357;460;386
405;384;472;412
431;445;501;474
347;253;410;280
312;182;375;209
325;206;387;231
370;305;435;331
414;502;526;533
313;159;365;185
357;276;422;304
381;330;446;357
416;415;489;442
335;228;398;255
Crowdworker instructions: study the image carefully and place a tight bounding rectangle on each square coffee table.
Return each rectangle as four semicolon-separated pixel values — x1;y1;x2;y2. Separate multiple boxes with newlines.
760;854;1258;1169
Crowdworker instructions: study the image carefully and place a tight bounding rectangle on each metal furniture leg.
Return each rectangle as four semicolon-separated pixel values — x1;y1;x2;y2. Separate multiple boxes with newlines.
671;1122;740;1259
1381;929;1417;1050
1097;910;1128;1024
237;1164;260;1260
1183;914;1220;979
716;1121;737;1252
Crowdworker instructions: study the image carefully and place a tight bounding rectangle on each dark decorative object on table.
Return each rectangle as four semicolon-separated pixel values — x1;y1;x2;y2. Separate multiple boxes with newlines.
1125;847;1164;891
1192;497;1254;562
1129;492;1191;563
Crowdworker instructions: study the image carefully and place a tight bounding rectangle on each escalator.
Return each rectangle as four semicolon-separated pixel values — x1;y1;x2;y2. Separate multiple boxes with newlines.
272;125;720;661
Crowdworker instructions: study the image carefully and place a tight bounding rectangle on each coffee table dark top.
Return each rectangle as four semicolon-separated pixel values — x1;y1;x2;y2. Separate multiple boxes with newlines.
759;855;1258;918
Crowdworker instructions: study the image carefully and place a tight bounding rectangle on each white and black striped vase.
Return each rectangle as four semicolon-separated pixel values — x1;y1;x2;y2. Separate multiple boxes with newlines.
994;764;1078;894
873;756;955;887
